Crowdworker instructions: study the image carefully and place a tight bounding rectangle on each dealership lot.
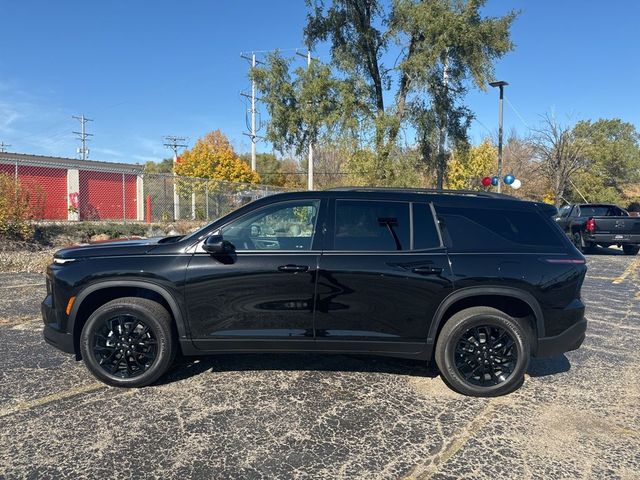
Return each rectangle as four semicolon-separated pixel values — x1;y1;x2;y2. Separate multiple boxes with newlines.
1;253;639;479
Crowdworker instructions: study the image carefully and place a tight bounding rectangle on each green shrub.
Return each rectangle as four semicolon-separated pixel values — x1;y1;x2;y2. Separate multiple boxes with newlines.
0;173;37;241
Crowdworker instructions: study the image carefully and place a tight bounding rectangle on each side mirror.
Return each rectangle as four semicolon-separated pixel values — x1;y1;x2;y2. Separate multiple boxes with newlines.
203;235;236;255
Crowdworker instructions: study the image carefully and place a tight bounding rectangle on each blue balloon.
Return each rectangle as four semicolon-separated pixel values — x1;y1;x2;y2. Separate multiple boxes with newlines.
491;176;499;186
504;174;515;185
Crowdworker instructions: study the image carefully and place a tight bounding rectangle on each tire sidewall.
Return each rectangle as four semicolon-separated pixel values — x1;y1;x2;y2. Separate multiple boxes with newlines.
80;302;172;387
438;311;529;397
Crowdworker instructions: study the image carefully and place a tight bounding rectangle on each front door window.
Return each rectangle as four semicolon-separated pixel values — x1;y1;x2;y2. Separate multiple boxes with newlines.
222;200;320;251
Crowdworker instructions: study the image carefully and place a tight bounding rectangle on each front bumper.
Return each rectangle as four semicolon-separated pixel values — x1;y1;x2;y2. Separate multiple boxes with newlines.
41;295;75;354
535;319;587;357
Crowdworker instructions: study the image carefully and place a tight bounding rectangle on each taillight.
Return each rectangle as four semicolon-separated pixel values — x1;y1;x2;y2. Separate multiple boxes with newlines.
544;258;586;264
585;217;596;233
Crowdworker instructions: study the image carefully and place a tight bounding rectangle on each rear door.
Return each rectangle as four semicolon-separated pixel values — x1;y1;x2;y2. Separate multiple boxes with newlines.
314;198;454;355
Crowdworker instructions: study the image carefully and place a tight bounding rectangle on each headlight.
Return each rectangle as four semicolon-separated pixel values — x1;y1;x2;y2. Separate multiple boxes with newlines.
53;258;76;265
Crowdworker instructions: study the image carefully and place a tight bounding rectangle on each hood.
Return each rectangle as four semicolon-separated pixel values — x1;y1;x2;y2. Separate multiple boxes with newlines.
54;236;182;259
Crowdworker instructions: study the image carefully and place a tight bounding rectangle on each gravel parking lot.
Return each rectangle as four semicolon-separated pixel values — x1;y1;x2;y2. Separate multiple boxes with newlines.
1;251;639;479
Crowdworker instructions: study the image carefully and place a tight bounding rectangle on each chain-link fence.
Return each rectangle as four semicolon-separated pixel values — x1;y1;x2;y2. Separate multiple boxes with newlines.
144;174;287;222
0;153;289;224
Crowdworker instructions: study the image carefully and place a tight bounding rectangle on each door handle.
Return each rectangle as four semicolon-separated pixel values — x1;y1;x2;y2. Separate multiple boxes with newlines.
412;266;443;275
278;264;309;273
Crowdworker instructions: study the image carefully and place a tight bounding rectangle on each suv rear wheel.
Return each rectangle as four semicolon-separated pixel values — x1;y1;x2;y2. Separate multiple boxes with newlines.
622;245;639;255
80;297;176;387
435;306;530;397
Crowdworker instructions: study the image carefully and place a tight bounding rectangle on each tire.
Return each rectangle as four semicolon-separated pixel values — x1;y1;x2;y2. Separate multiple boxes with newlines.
435;307;530;397
80;297;176;388
623;245;640;255
573;232;593;254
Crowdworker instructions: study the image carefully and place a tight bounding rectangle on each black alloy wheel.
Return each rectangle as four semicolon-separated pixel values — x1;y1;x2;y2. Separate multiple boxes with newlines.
92;314;157;378
453;325;517;387
435;306;530;397
80;297;176;388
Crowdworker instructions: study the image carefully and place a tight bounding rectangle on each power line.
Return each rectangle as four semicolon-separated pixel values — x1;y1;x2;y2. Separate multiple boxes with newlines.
72;114;93;160
505;97;530;129
163;135;188;157
0;141;11;153
163;135;188;222
240;52;266;173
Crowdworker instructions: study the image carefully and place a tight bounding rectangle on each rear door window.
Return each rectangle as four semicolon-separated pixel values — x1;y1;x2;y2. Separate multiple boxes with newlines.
412;203;441;250
334;200;410;251
435;206;565;252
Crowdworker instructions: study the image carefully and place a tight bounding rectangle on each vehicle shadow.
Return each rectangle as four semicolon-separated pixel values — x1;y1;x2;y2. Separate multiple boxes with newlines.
159;352;572;386
527;354;571;377
160;353;440;385
585;245;625;256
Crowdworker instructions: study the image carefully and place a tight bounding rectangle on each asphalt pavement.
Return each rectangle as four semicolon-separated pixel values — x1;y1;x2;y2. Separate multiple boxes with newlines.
0;250;639;479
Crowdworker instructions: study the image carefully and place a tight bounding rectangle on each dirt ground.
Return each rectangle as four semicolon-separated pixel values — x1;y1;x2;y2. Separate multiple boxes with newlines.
0;250;638;479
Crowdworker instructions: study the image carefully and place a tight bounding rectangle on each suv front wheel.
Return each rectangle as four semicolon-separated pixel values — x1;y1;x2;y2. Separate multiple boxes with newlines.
435;306;530;397
80;297;176;387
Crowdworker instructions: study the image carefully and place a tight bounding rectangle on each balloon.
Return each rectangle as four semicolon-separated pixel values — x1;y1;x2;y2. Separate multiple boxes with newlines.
491;176;499;186
504;174;515;185
510;178;522;190
481;176;492;187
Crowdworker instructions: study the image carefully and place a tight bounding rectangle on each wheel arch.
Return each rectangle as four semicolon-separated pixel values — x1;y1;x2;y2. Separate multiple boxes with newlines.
68;280;188;359
426;287;545;358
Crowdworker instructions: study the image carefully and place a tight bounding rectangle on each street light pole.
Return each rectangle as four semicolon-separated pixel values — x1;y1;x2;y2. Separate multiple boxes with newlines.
489;80;508;193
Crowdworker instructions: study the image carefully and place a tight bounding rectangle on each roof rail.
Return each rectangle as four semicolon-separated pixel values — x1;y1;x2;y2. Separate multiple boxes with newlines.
326;186;515;199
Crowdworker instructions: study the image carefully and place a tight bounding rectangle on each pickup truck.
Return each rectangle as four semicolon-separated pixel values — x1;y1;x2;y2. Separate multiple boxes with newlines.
555;203;640;255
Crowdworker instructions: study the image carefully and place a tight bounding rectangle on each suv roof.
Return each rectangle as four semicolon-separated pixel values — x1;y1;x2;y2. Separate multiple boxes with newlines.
328;186;516;199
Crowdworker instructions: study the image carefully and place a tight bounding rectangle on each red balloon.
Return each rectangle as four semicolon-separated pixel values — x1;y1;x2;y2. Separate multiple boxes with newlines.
481;176;492;187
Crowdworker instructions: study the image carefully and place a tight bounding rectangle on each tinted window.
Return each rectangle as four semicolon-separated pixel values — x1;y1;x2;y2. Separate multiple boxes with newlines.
222;200;320;250
436;206;565;252
579;205;627;217
413;203;441;250
334;200;409;251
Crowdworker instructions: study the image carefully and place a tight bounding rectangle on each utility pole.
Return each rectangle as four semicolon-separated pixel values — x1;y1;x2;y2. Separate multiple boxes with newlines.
0;141;11;153
489;80;508;193
163;135;188;221
240;52;265;172
296;49;316;191
72;114;93;160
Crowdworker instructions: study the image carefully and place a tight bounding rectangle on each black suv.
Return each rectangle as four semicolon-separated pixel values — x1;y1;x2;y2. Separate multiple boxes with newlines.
42;188;587;396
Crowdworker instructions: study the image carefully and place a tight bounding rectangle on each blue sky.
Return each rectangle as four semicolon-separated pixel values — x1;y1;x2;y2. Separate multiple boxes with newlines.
1;1;639;164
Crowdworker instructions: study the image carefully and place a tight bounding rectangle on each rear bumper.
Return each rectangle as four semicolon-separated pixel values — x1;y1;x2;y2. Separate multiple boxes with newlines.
535;319;587;357
41;296;75;355
587;233;640;245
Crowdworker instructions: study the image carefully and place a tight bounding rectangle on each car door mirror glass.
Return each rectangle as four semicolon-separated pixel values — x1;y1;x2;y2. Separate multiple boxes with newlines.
203;235;236;254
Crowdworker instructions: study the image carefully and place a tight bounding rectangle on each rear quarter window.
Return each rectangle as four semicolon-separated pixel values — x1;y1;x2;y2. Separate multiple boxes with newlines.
435;205;566;253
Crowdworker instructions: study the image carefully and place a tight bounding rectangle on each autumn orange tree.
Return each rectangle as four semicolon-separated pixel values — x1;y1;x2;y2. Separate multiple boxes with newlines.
175;130;260;184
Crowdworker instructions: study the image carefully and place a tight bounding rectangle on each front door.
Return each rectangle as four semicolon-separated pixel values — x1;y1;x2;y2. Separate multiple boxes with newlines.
314;199;454;355
185;198;325;350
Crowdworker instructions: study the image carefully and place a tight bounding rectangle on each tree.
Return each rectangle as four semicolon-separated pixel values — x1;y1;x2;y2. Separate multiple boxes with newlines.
175;130;260;184
530;114;588;207
240;152;288;187
570;119;640;204
391;0;516;188
252;53;361;162
143;158;174;174
446;140;496;190
502;131;548;201
301;0;516;185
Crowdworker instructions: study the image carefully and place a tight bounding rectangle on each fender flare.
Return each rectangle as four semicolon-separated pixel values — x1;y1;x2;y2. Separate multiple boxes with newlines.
68;279;189;341
426;286;545;346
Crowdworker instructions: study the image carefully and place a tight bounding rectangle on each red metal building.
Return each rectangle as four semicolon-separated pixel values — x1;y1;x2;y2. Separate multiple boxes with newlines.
0;152;144;221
